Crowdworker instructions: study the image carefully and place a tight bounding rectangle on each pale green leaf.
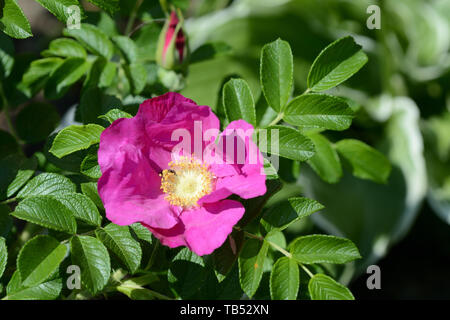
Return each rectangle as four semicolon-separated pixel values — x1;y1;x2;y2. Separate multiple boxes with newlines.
0;0;32;39
259;125;315;161
222;78;256;126
308;274;354;300
96;224;142;274
238;239;269;298
44;57;90;99
307;132;342;183
307;36;368;92
289;235;361;265
98;109;132;124
51;193;102;226
63;24;114;59
70;235;111;294
262;197;324;231
49;124;104;158
270;257;299;300
260;39;293;112
336;139;391;184
17;235;67;287
0;237;7;279
34;0;83;23
283;94;354;131
11;196;77;234
17;173;76;198
42;38;87;58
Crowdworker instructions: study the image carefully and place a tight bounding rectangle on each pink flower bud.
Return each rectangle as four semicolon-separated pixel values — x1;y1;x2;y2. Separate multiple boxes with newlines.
156;11;187;69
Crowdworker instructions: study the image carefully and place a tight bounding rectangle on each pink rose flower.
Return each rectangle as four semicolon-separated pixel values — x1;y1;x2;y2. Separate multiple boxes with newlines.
98;92;266;256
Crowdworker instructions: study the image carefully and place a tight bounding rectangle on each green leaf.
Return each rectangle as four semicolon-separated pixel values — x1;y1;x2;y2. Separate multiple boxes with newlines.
335;139;392;184
11;196;77;233
190;42;232;64
270;257;299;300
306;132;342;183
259;125;315;161
96;224;142;274
70;235;111;294
49;124;104;158
168;248;208;298
80;148;101;179
112;35;137;64
4;274;62;300
129;223;153;244
34;0;82;23
238;238;269;298
283;94;354;131
260;38;293;112
289;235;361;265
98;108;132;124
85;0;119;14
0;0;32;39
16;102;60;143
125;63;147;95
0;32;14;79
42;38;87;58
5;156;36;197
17;235;67;287
17;173;76;198
0;237;7;279
307;36;368;92
262;197;324;231
45;57;90;99
51;193;102;227
20;57;63;96
222;78;256;126
308;274;354;300
0;154;37;199
63;24;114;59
81;182;103;209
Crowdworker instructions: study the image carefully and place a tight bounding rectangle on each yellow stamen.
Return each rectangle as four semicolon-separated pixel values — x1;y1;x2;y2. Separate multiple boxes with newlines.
160;156;214;208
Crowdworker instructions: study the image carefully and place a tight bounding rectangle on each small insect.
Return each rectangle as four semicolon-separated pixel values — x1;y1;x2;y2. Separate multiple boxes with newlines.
167;169;177;175
159;169;177;177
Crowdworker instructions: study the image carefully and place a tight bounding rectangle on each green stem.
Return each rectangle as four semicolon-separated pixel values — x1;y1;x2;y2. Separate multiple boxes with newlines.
128;18;167;37
144;240;160;271
125;0;143;36
0;197;17;205
241;229;315;278
267;112;284;127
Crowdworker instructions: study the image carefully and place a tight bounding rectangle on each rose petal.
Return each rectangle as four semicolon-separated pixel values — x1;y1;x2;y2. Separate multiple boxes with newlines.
147;200;245;256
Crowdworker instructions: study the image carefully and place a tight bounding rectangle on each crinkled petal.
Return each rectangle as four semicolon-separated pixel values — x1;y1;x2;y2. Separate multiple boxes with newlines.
146;200;245;256
201;120;266;202
98;115;178;229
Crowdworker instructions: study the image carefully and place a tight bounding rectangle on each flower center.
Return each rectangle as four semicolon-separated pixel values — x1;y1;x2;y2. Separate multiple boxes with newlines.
160;156;214;208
